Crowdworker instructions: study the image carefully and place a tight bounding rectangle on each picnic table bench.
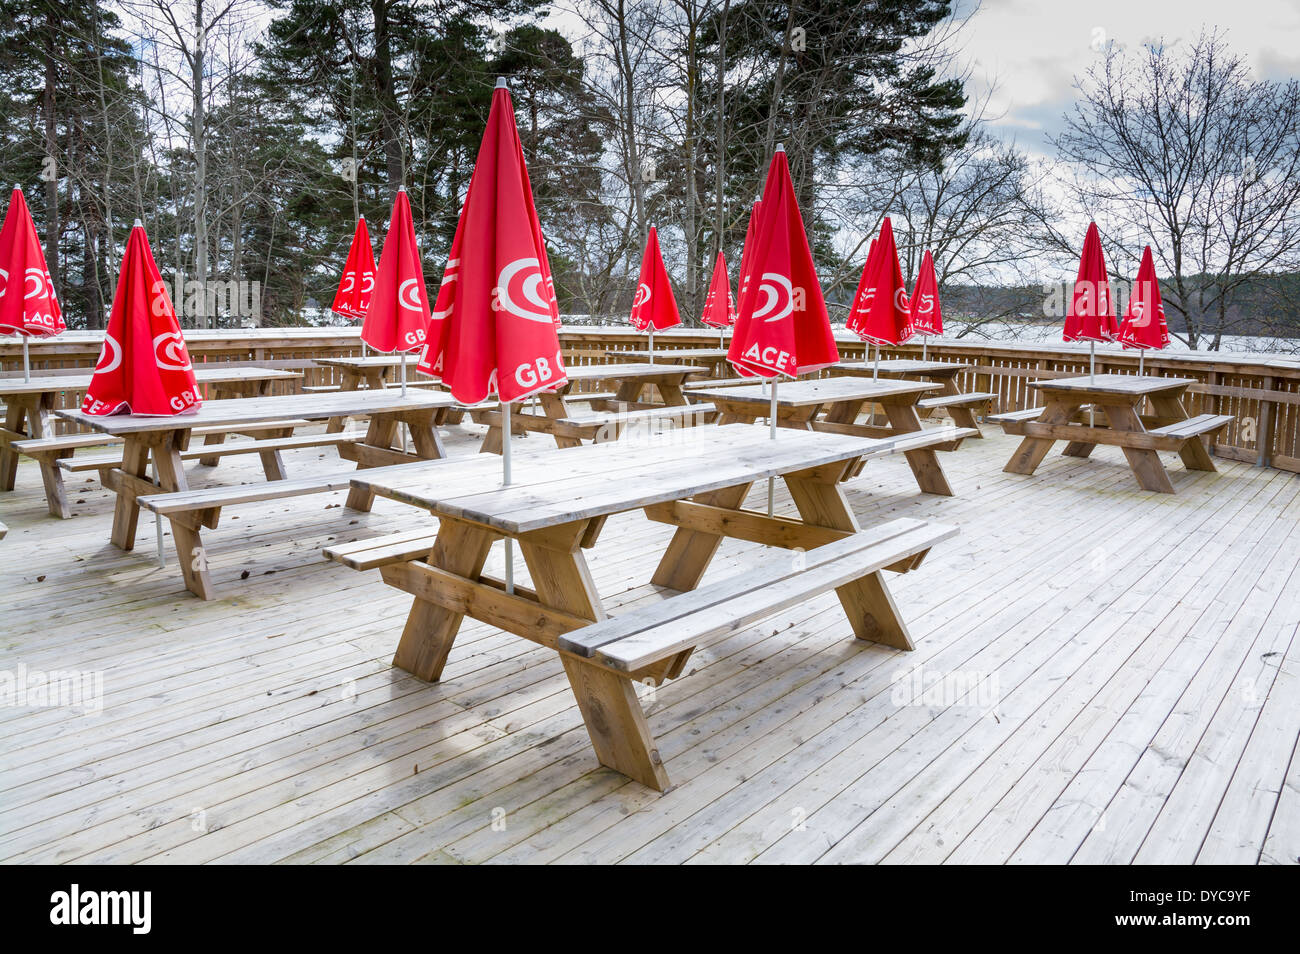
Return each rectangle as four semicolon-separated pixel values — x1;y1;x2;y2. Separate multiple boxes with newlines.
326;425;956;791
56;389;457;599
0;367;302;517
832;358;994;436
995;374;1233;493
687;376;975;495
471;362;710;452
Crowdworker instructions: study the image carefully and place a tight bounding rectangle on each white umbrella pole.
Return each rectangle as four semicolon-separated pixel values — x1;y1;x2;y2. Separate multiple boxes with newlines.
22;336;30;382
1139;350;1145;376
154;465;165;569
1089;341;1096;426
648;328;654;363
922;336;927;362
400;352;409;453
502;400;514;595
873;344;881;381
767;378;778;518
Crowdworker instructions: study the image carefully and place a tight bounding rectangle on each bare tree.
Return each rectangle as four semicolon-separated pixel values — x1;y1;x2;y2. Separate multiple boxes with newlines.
1052;30;1300;349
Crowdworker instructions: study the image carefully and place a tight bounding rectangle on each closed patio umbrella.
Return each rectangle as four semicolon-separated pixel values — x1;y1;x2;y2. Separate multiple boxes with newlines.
417;77;568;594
727;144;839;515
628;225;682;361
1118;245;1170;375
700;250;736;346
847;216;914;378
363;187;429;395
1063;221;1118;381
0;187;65;381
910;249;943;361
332;215;377;355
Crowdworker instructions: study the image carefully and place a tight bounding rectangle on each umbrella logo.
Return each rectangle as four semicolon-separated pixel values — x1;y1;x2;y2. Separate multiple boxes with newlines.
360;272;374;294
633;282;651;307
432;260;457;321
95;334;122;374
894;288;910;312
916;293;935;313
1129;299;1149;327
340;273;355;293
24;267;49;300
495;257;553;323
855;286;876;313
398;278;425;313
755;273;794;323
153;331;192;371
0;267;7;297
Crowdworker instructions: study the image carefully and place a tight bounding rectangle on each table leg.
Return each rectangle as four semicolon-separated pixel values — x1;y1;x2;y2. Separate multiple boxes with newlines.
880;400;956;496
258;426;293;481
1149;393;1217;471
0;401;24;490
345;413;399;511
1004;400;1079;476
784;468;914;650
391;520;495;681
405;409;446;460
149;436;215;598
517;522;669;790
109;437;153;551
823;398;868;426
539;392;582;448
1103;403;1176;493
657;381;688;406
326;369;363;433
25;396;71;515
938;375;984;436
650;481;754;591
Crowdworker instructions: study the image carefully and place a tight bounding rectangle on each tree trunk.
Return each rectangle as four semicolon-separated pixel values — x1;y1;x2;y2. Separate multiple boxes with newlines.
371;0;404;192
42;18;60;295
192;0;209;328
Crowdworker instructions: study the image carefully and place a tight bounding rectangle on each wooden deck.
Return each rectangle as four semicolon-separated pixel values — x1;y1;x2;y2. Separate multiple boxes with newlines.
1;419;1297;865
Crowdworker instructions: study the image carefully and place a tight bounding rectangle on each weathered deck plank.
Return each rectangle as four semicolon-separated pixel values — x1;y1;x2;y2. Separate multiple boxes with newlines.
0;419;1295;865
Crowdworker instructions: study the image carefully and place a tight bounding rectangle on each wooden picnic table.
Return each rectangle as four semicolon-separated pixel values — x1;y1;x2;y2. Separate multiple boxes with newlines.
475;361;709;453
338;424;955;789
56;389;456;597
0;366;302;493
314;354;430;390
832;358;990;433
687;376;969;496
1000;373;1231;493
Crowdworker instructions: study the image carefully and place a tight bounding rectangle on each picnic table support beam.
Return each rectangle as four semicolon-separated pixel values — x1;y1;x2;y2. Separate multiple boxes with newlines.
650;481;754;591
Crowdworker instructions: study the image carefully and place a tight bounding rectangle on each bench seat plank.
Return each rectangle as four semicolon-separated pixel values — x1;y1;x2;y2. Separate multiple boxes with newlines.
917;391;997;410
57;430;365;473
559;518;957;671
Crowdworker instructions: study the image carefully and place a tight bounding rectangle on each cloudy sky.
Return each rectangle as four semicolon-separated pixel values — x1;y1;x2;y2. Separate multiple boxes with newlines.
954;0;1300;158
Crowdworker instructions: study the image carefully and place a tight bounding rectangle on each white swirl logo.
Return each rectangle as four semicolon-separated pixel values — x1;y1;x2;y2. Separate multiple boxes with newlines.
0;267;7;297
496;257;553;323
340;273;355;293
153;331;192;371
96;334;122;374
633;282;651;307
24;267;47;300
855;286;876;313
360;272;374;294
916;293;935;314
398;278;424;313
755;273;794;323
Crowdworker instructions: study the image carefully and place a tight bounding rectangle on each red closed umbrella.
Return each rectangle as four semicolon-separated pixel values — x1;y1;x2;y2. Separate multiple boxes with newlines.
363;187;429;393
83;221;199;416
1118;245;1170;374
331;216;376;321
847;216;914;377
628;225;681;359
910;248;943;359
726;144;839;514
0;187;65;380
700;250;736;344
415;77;568;593
1063;221;1118;381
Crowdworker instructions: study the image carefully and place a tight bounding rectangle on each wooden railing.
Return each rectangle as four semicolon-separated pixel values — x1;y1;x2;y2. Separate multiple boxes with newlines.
5;325;1300;472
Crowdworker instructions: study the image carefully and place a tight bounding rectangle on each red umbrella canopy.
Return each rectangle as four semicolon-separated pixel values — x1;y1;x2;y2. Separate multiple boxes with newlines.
628;226;682;332
846;217;914;345
416;80;567;404
82;223;200;416
1063;222;1119;342
331;216;376;321
1118;245;1170;351
362;188;429;353
0;187;64;337
910;249;943;336
726;146;839;378
737;199;761;303
700;250;736;328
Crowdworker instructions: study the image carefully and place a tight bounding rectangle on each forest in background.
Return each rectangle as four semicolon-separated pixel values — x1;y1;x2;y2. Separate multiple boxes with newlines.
3;0;1300;350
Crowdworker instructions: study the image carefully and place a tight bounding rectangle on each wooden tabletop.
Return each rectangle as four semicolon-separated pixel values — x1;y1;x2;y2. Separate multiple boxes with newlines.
1029;373;1196;396
351;425;894;535
0;366;300;397
834;358;972;377
314;355;422;370
688;376;938;408
610;348;729;362
55;388;455;436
